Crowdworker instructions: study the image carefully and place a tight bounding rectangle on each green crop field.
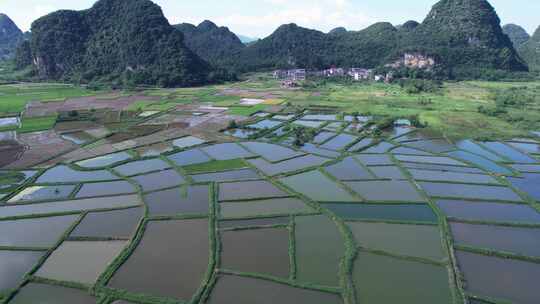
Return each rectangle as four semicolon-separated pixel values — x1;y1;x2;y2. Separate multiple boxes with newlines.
0;83;98;113
0;73;539;140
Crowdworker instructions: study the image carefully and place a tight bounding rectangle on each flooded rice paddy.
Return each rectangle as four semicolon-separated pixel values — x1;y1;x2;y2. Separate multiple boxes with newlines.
220;197;313;218
107;219;209;300
70;207;143;238
354;251;453;304
206;275;341;304
456;250;540;304
144;185;210;215
221;228;290;277
35;240;127;284
0;215;78;247
280;170;359;202
323;203;437;223
0;251;44;292
8;283;97;303
348;222;446;261
1;118;539;303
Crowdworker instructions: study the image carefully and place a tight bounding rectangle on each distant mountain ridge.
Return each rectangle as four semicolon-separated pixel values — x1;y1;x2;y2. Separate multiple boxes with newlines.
13;0;532;85
519;26;540;72
0;14;23;60
174;20;245;67
503;24;530;48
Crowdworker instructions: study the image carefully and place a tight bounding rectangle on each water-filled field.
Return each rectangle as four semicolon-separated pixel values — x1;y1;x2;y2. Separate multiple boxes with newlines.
1;116;539;304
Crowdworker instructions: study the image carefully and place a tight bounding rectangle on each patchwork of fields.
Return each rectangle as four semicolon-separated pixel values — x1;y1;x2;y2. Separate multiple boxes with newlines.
1;108;540;304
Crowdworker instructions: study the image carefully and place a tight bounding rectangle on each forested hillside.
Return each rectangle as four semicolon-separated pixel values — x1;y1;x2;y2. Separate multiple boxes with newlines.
27;0;213;87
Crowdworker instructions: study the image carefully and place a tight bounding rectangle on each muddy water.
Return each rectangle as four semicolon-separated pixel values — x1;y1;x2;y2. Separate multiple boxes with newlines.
71;207;143;238
295;215;344;286
37;165;117;183
202;143;255;160
145;185;209;215
113;159;171;176
108;219;209;300
447;151;512;175
450;222;540;257
345;180;425;202
76;152;132;168
355;154;394;166
75;181;136;198
240;142;303;162
508;173;540;201
132;169;185;192
35;240;127;284
321;134;357;151
312;132;336;144
369;166;406;179
206;275;341;304
436;200;540;223
191;169;260;183
0;215;78;247
0;194;141;218
324;157;373;181
9;283;96;304
354;251;452;304
348;222;446;261
323;203;437;223
8;185;76;202
420;182;522;201
219;217;290;229
221;228;290;277
167;149;211;166
0;251;44;292
219;180;287;201
0;139;25;168
61;131;95;145
456;250;540;304
280;171;358;202
248;155;329;176
220;197;313;218
456;140;504;162
408;169;497;184
481;141;536;163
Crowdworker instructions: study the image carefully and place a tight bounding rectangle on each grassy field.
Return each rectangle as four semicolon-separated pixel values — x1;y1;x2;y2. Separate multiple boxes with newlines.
0;83;97;113
0;74;538;139
182;159;248;174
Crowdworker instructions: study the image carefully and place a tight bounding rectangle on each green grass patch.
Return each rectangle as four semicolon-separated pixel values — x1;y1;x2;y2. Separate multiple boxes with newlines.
182;159;248;174
0;84;100;114
19;115;58;133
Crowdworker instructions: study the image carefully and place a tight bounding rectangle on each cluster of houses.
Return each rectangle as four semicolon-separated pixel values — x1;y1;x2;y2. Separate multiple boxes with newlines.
273;67;388;86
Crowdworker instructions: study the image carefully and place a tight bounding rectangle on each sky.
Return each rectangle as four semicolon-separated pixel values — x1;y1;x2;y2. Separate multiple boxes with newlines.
1;0;539;38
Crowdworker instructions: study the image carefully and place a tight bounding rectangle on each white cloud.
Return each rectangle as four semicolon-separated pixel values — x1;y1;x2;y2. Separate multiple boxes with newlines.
175;0;375;38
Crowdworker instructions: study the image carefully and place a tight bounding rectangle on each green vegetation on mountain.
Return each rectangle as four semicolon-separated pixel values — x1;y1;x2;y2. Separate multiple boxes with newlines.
328;27;347;35
407;0;527;75
503;24;530;48
26;0;215;87
174;20;245;69
237;23;332;71
0;14;23;60
519;26;540;72
14;41;32;69
230;0;528;78
7;0;537;86
400;21;420;31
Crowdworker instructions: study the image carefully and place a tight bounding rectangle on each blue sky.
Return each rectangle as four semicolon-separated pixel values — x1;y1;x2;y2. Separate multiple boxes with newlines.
2;0;539;38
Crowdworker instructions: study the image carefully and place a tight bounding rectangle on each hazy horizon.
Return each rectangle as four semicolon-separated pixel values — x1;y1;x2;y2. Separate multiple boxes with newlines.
2;0;539;38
